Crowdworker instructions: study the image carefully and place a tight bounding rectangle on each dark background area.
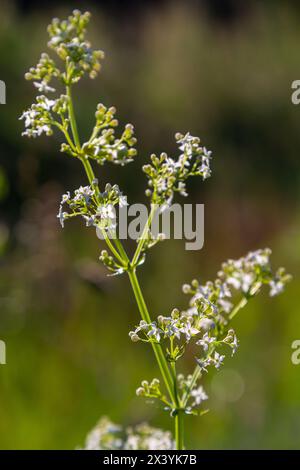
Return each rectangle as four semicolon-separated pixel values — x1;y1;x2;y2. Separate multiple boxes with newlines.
0;0;299;449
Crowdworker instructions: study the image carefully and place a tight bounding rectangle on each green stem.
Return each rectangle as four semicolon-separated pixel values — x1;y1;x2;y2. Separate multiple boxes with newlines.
66;83;81;150
103;232;126;266
80;156;97;187
52;121;77;151
114;236;131;265
65;77;180;441
65;85;127;266
131;204;156;266
170;338;180;407
170;351;184;450
229;283;261;321
175;411;185;450
127;268;176;405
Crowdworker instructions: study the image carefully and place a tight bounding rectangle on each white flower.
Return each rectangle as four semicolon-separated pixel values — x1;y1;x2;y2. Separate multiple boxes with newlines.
177;132;194;154
165;157;179;171
227;276;241;290
147;323;163;342
57;205;67;228
83;418;122;450
164;321;181;340
36;124;52;135
40;97;56;111
213;351;225;369
135;320;148;332
61;191;71;203
196;332;216;353
248;250;270;266
199;317;215;330
192;291;218;314
179;321;199;342
190;386;208;407
129;331;140;342
97;203;116;229
184;306;198;317
269;280;284;297
74;185;95;203
129;320;149;341
178;181;188;196
34;80;56;93
156;177;168;193
218;282;232;298
231;335;238;355
218;298;233;313
241;273;255;293
196;356;211;372
19;109;37;128
125;425;174;450
125;435;140;450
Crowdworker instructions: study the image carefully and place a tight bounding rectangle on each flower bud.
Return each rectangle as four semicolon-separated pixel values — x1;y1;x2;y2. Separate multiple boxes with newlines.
182;284;191;294
151;378;160;387
136;387;145;396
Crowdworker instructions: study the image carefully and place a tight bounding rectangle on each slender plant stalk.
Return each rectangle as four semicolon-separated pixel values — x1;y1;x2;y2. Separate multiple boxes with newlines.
65;79;182;443
127;268;176;405
228;283;260;321
170;338;184;449
175;411;184;450
66;82;81;150
131;204;156;267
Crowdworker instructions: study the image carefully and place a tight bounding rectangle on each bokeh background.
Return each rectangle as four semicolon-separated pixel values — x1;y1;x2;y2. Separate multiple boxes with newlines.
0;0;299;449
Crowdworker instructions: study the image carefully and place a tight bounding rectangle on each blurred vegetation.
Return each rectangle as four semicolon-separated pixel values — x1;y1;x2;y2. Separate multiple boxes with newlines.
0;0;299;449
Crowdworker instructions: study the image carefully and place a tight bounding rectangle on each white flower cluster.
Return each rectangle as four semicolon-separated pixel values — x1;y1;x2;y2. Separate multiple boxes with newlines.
82;417;174;450
125;423;174;450
190;386;208;409
83;417;123;450
47;10;104;82
129;304;238;374
220;248;292;296
57;182;127;230
219;248;291;297
21;10;138;172
219;248;272;293
129;308;200;346
20;95;68;138
183;248;291;325
143;132;212;206
82;120;137;167
132;249;290;412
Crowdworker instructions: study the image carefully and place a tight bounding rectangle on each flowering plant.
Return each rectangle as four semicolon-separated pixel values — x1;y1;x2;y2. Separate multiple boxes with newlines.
20;10;291;450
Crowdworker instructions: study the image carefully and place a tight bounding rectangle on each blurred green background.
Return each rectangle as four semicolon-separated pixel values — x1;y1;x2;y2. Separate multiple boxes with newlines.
0;0;300;449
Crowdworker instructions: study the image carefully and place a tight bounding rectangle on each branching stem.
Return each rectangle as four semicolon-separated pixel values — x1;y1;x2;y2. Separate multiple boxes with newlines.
64;79;182;446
